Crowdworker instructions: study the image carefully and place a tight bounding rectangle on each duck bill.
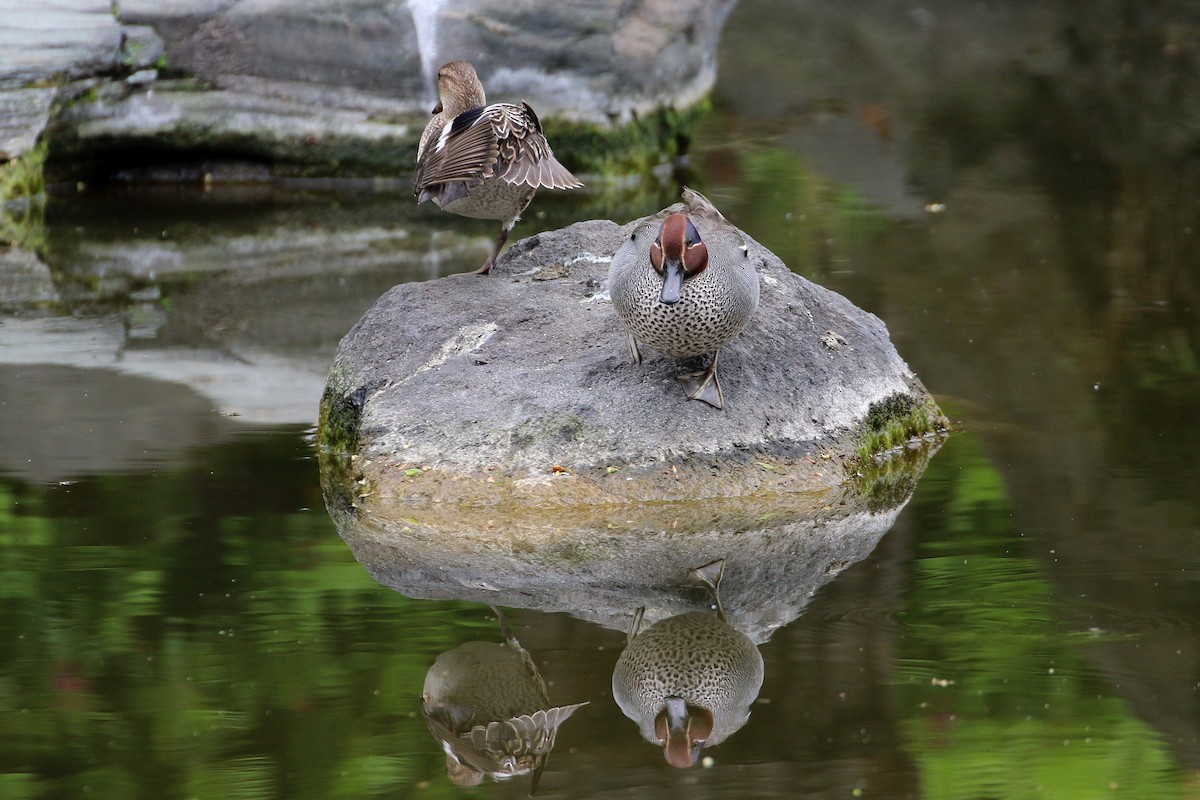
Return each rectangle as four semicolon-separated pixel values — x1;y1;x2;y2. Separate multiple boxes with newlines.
659;259;685;305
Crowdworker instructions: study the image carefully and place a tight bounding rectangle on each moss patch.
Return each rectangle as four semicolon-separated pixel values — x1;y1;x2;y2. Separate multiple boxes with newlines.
541;100;711;178
0;141;48;253
855;391;949;464
0;140;47;202
317;383;374;456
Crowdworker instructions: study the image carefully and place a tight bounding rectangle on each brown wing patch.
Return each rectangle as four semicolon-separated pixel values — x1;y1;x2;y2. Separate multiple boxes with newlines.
413;110;501;193
491;103;584;190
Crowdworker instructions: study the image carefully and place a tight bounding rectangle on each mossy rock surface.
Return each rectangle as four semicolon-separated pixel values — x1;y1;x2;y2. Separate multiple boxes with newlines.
320;202;947;514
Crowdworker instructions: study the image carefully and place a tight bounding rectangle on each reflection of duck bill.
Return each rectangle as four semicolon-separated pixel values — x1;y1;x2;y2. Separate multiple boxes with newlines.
656;695;715;768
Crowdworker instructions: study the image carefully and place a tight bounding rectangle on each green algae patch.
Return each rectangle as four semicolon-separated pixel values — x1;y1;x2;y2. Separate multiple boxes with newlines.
854;438;943;514
540;101;710;178
0;140;47;203
0;141;48;253
318;382;371;457
855;391;949;464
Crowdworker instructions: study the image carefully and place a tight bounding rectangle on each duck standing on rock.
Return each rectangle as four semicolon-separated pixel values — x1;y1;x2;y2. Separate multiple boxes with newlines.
611;560;765;768
413;60;584;274
609;187;760;409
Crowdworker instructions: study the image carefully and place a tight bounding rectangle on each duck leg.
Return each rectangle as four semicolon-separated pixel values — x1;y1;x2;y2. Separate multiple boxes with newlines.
473;198;531;275
473;223;511;275
626;333;643;365
678;350;724;410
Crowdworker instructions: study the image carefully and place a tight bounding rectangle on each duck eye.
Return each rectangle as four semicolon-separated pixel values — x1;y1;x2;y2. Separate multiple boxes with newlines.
684;219;702;247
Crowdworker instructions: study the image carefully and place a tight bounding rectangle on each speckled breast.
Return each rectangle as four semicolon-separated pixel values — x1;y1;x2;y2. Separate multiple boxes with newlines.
609;235;759;358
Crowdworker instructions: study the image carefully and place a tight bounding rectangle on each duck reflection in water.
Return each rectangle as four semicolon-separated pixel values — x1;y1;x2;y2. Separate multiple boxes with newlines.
612;559;765;767
422;606;587;791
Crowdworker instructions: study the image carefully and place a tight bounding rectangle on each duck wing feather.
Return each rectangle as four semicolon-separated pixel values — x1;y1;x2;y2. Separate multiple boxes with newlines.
414;101;582;200
493;102;583;190
413;106;502;194
681;186;730;224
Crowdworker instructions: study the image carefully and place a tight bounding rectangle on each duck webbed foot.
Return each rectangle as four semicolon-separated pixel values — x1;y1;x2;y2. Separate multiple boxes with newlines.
678;351;724;409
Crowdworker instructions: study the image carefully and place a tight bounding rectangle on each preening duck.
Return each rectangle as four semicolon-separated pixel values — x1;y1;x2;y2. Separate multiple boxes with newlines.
414;60;583;274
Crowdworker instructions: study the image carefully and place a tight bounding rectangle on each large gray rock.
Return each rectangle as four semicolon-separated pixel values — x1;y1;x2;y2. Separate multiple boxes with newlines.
0;0;122;90
425;0;736;124
0;0;122;161
120;0;428;103
52;81;416;174
320;200;944;509
21;0;736;177
117;0;736;124
0;88;55;161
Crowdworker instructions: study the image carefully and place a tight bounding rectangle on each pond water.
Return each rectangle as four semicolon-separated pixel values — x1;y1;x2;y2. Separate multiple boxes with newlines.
2;2;1199;798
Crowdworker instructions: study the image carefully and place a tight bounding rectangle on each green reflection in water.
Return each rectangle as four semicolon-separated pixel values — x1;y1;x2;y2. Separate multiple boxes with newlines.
689;138;892;279
0;432;484;800
738;148;890;276
0;426;1193;799
897;431;1186;799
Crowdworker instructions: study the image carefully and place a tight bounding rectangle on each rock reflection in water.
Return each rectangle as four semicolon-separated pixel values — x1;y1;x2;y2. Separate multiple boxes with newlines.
421;606;587;792
612;560;764;768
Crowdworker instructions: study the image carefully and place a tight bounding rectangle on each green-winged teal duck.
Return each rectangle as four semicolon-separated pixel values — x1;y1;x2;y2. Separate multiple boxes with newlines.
609;187;760;409
611;560;764;768
422;607;587;790
414;60;583;275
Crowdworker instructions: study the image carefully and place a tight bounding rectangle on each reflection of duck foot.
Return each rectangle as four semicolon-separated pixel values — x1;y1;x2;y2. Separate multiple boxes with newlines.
688;559;725;592
687;559;726;620
491;604;518;645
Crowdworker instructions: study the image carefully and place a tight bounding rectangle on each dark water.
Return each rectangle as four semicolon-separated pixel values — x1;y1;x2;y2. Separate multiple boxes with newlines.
3;2;1199;798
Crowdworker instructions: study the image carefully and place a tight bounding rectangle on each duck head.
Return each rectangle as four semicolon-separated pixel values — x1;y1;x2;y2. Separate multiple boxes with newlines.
650;213;708;305
654;696;714;768
435;60;487;118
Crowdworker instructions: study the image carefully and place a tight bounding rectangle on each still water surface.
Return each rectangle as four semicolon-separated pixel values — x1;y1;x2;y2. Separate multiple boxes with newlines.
3;2;1199;798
